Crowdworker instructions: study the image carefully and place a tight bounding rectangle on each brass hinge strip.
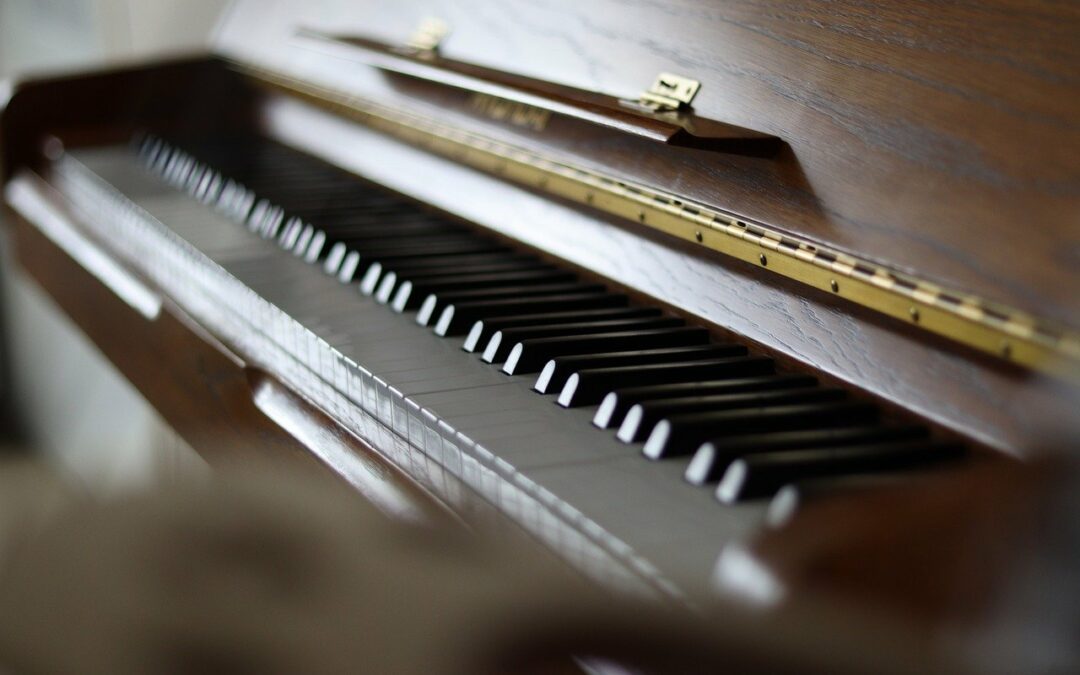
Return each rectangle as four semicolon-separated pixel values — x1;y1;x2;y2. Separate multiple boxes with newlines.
242;64;1080;381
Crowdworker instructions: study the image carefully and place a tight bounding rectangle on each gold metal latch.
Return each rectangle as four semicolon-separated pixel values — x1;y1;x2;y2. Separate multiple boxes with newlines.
406;17;450;54
637;73;701;112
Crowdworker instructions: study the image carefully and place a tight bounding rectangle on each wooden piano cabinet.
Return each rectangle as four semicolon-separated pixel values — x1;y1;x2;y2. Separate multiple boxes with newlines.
5;187;445;523
0;3;1074;668
1;57;255;185
2;51;1076;460
217;0;1080;328
255;89;1076;458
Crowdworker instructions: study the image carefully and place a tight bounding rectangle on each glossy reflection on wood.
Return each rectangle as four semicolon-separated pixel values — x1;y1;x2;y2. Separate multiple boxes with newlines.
733;456;1073;629
217;0;1080;327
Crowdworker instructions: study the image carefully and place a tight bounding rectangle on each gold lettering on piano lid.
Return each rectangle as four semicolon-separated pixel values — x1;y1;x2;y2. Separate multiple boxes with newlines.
468;93;551;132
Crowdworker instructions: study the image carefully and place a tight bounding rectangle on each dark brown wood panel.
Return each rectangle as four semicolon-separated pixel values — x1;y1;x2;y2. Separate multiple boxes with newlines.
259;98;1079;457
1;57;256;182
1;4;1075;458
217;0;1080;325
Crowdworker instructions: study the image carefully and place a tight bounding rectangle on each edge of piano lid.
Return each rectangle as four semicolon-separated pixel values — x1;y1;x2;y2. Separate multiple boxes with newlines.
1;0;1079;648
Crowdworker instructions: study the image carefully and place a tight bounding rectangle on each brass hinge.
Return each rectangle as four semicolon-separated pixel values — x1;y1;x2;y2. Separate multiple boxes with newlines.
245;67;1080;381
638;73;701;112
405;17;450;54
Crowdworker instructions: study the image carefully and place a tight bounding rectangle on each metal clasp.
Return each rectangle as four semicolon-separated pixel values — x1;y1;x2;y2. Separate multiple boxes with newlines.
638;73;701;112
406;17;450;54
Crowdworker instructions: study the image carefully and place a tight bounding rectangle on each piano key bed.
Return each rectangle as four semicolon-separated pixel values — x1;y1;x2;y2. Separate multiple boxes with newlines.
30;134;965;602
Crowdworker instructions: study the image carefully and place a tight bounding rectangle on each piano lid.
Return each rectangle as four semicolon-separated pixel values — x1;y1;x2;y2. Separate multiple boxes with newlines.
211;0;1080;374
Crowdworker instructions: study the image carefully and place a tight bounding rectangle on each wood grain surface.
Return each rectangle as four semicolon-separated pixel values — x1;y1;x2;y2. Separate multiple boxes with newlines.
217;0;1080;326
4;0;1079;458
262;93;1079;457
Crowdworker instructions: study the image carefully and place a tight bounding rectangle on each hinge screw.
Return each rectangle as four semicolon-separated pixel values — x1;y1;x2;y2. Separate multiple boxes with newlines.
695;230;703;242
830;279;839;293
759;254;768;266
909;307;920;322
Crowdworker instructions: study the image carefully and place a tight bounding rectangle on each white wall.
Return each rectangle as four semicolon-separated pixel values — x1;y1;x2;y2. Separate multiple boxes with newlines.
0;0;227;77
0;0;227;490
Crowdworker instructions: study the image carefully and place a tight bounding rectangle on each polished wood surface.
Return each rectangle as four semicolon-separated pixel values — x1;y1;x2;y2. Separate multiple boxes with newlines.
261;92;1079;457
2;50;1075;457
298;31;781;155
1;58;254;183
218;0;1080;327
0;163;1056;675
0;8;1076;664
743;454;1073;631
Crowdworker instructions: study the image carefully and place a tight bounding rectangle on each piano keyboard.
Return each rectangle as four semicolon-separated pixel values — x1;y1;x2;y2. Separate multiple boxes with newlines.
41;134;964;599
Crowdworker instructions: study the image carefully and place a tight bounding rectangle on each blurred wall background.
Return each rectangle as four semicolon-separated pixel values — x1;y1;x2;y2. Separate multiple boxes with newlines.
0;0;227;490
0;0;227;75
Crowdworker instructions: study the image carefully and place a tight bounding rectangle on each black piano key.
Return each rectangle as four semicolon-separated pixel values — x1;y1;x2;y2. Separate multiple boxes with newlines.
334;242;513;282
304;207;434;226
592;375;818;429
380;262;531;304
206;155;338;180
501;328;712;375
240;189;421;222
320;234;500;263
391;269;579;312
326;233;481;256
534;344;748;394
274;186;403;203
480;317;686;364
641;401;878;460
327;239;508;280
337;236;500;257
311;205;447;221
558;356;775;409
434;294;632;336
226;175;385;199
371;258;550;300
360;253;538;295
295;206;419;225
618;387;847;443
272;183;408;199
325;235;482;272
715;440;964;503
416;283;607;326
464;307;662;353
684;425;930;485
326;225;462;247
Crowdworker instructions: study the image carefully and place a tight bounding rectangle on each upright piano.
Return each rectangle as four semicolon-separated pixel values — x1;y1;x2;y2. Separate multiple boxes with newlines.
3;1;1078;670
